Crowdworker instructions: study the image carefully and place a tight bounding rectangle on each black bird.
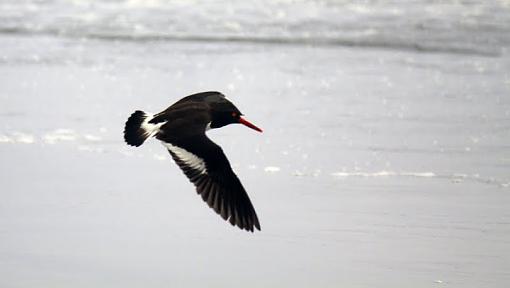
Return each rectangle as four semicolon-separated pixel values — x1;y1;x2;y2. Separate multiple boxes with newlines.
124;91;262;232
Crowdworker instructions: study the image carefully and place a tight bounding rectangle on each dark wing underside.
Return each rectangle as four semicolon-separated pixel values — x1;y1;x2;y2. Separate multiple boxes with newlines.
166;136;260;232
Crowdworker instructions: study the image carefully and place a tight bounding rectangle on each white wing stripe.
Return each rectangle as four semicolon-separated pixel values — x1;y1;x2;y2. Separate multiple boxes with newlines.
163;142;207;174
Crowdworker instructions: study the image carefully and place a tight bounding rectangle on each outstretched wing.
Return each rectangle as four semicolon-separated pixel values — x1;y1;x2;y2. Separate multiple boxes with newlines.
164;136;260;232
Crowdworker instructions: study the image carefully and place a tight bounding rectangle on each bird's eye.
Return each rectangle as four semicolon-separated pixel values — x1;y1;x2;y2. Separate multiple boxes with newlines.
231;112;237;117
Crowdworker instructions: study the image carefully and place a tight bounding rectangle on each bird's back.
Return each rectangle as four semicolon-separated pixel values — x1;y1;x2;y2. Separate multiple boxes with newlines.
150;102;209;141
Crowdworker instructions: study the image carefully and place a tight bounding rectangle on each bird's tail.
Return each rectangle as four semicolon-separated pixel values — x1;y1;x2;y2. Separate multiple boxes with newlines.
123;110;161;147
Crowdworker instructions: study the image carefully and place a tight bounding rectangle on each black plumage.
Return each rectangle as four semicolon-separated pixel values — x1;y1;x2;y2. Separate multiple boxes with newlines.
124;91;262;232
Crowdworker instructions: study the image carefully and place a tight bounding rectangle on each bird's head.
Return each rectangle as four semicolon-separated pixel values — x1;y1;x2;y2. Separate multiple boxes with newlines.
209;98;262;133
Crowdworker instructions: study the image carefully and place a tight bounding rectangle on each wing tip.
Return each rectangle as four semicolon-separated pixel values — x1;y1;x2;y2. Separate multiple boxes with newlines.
234;214;261;233
171;151;261;234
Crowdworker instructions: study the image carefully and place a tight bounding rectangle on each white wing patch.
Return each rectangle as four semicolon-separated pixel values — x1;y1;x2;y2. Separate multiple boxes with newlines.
163;142;207;174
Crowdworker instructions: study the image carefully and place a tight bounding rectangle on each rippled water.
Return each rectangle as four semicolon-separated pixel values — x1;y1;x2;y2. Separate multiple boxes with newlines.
1;0;510;55
1;1;510;287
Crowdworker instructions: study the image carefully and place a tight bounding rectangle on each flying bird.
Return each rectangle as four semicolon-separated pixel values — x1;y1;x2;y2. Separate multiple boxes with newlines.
123;91;262;232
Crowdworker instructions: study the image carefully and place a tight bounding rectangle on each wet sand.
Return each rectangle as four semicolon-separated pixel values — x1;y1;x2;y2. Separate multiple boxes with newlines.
1;2;510;287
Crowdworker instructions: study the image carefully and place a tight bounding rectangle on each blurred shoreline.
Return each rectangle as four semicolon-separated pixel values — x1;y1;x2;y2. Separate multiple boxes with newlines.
1;1;510;287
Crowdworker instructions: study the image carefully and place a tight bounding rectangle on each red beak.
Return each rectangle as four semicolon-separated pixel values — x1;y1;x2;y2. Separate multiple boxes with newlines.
239;117;263;133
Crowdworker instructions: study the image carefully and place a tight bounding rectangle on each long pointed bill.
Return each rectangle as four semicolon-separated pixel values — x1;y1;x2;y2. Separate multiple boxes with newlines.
239;117;263;133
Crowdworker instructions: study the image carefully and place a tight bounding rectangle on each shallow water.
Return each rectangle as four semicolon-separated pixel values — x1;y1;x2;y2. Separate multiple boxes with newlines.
1;1;510;287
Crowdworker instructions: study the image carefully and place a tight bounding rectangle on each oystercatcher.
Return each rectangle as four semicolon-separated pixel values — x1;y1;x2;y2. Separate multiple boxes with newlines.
123;91;262;232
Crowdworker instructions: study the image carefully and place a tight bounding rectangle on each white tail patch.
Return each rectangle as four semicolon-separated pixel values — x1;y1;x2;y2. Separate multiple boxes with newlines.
141;113;166;138
163;142;207;174
124;110;165;147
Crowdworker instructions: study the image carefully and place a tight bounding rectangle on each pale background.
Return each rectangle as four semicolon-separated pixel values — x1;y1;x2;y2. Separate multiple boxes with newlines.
1;1;509;287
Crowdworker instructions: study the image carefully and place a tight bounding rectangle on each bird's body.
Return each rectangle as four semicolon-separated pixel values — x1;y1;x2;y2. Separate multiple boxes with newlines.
124;91;262;232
